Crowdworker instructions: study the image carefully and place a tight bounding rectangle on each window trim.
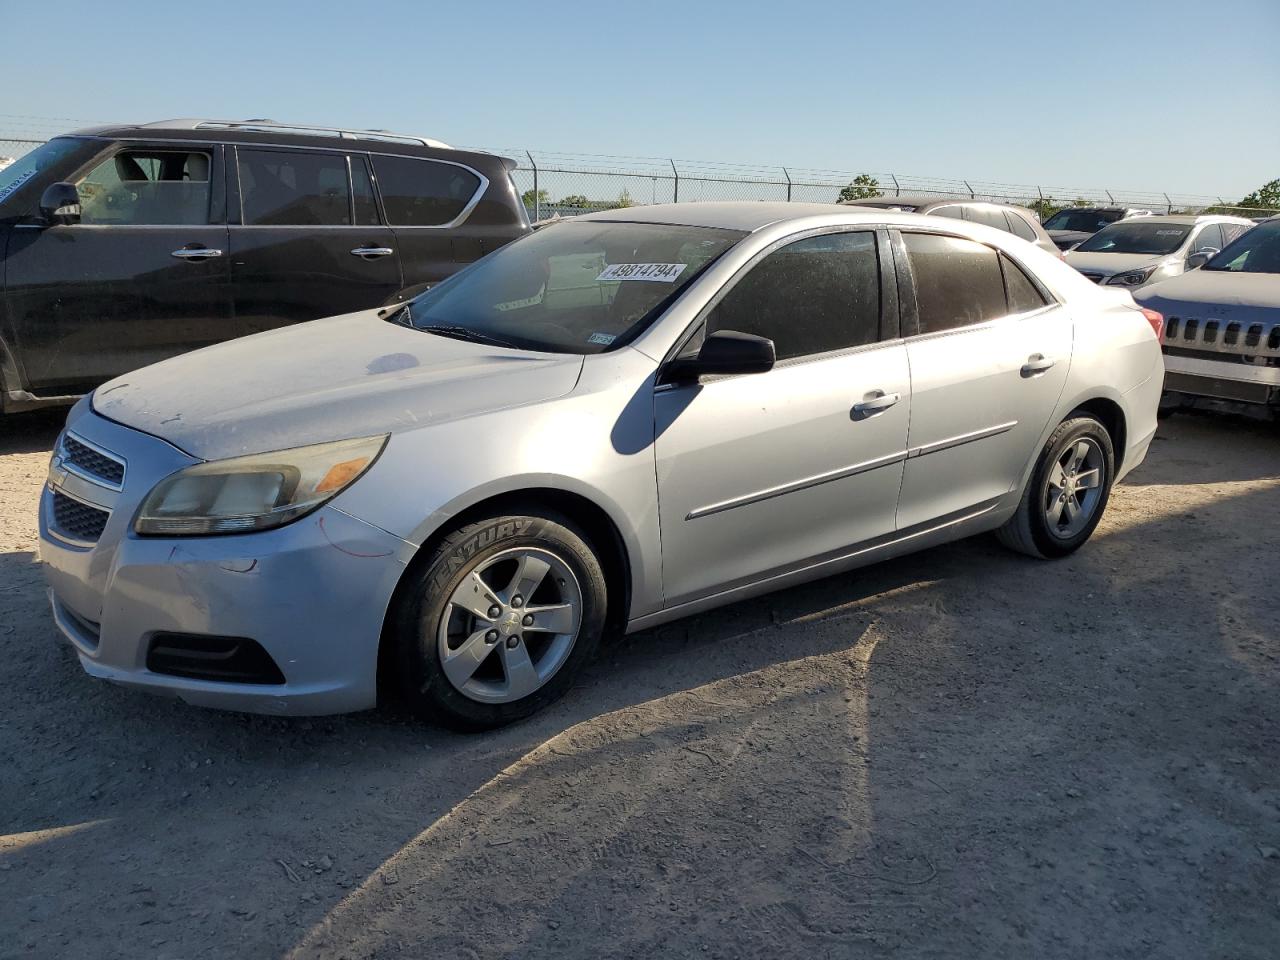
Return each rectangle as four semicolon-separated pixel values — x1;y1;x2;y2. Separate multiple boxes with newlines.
892;227;1060;341
368;153;489;230
658;224;900;384
72;143;222;227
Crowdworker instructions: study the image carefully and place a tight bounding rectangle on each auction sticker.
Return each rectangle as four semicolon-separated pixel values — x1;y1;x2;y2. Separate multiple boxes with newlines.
597;262;688;282
0;168;36;204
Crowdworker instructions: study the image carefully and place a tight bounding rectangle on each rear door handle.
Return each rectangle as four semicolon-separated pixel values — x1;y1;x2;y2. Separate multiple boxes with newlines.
351;246;395;259
171;247;223;260
1021;354;1057;377
851;391;901;418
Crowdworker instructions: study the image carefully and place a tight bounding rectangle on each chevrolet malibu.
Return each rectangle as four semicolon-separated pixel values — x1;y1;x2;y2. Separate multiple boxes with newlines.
40;203;1165;729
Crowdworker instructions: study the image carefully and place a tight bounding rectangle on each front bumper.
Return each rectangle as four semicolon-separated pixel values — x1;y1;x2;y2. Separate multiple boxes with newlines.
39;407;410;716
1162;353;1280;405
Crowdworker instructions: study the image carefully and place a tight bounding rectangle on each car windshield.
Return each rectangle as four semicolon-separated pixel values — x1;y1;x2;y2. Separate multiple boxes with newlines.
0;138;84;211
1202;222;1280;273
400;221;744;354
1042;210;1122;233
1075;222;1190;255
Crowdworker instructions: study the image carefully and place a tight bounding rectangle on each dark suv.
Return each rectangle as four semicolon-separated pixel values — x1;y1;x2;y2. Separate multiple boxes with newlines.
0;119;530;413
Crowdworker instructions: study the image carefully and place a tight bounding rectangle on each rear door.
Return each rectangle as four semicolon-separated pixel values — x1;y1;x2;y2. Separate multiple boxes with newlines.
4;142;231;393
893;230;1071;529
227;147;402;332
654;229;910;607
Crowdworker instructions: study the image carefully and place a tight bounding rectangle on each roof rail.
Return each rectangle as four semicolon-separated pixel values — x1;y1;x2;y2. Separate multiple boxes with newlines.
137;118;452;150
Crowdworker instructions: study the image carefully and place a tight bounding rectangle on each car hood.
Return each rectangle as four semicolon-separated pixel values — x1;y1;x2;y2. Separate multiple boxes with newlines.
1063;251;1164;277
1049;229;1092;250
1135;270;1280;323
92;310;586;461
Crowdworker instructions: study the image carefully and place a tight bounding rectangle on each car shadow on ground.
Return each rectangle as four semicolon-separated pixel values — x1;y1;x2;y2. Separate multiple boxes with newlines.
1;414;1277;959
0;408;65;455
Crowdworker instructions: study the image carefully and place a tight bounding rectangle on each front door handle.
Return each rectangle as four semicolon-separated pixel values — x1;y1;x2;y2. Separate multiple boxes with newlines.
351;246;395;259
171;246;223;260
851;391;901;419
1021;354;1057;378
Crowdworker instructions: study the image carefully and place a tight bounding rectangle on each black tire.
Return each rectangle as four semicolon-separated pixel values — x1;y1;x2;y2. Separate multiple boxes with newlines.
996;414;1116;559
392;510;607;731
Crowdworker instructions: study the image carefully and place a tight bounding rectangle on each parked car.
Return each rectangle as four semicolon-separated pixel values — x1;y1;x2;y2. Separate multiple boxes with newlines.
1042;206;1154;251
1135;218;1280;413
41;202;1164;729
0;119;530;415
1064;215;1253;288
842;195;1059;256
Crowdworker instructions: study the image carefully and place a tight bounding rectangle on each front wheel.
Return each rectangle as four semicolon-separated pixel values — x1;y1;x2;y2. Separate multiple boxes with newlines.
997;415;1115;559
392;510;607;730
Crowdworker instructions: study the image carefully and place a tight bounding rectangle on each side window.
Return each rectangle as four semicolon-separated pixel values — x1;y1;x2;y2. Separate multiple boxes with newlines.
350;156;379;226
239;150;350;226
903;233;1007;334
371;156;481;227
1001;254;1049;314
1220;223;1249;246
1005;211;1038;242
964;205;1009;231
929;205;965;221
707;232;880;362
1192;223;1223;253
78;150;211;225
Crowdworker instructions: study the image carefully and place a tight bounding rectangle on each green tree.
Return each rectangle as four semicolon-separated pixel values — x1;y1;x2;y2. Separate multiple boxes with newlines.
838;174;882;203
521;188;549;210
1239;178;1280;210
558;194;590;209
615;189;634;209
1025;197;1060;221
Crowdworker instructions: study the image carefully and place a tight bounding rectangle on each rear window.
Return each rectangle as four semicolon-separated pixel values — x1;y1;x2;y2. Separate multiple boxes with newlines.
1005;211;1039;242
372;156;481;226
964;206;1008;231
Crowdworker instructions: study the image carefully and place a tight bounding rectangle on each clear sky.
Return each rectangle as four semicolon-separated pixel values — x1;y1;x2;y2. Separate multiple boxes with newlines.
2;0;1276;199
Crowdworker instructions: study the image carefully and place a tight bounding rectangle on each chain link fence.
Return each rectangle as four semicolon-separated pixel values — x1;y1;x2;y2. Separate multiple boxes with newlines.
3;136;1274;221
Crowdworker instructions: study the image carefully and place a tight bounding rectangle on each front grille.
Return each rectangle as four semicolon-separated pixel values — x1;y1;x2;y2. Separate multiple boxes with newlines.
147;634;286;685
62;434;126;488
1163;315;1280;364
51;491;110;543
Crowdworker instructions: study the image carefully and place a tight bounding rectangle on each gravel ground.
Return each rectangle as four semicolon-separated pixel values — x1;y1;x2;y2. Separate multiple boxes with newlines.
0;407;1277;960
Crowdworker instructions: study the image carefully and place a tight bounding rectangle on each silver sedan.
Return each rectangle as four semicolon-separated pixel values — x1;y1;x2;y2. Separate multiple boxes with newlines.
40;203;1165;728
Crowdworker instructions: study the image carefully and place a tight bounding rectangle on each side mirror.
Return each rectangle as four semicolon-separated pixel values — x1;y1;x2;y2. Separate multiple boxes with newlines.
39;182;81;225
1186;251;1213;270
665;330;776;382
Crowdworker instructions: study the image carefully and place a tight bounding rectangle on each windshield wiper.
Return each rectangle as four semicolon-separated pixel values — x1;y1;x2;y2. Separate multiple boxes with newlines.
417;324;521;349
382;303;414;327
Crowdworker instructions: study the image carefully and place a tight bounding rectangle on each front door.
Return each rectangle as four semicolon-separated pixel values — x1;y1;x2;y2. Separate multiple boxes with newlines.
227;147;402;332
893;230;1072;529
654;230;910;608
5;143;231;393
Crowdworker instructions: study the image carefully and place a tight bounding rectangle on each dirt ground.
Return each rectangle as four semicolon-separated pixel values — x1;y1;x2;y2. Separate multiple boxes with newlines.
0;407;1277;960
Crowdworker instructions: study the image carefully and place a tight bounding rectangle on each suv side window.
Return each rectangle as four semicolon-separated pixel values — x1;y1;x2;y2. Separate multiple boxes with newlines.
903;232;1007;334
78;150;212;225
1005;210;1039;242
929;205;965;221
964;205;1009;231
707;231;881;361
1192;223;1223;254
371;156;481;227
1220;223;1249;246
239;149;351;226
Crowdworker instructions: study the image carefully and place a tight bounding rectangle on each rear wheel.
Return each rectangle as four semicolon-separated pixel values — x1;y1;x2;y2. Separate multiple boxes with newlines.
997;415;1115;559
392;510;607;730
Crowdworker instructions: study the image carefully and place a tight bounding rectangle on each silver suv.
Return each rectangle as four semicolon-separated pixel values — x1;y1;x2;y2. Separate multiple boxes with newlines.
1065;215;1254;289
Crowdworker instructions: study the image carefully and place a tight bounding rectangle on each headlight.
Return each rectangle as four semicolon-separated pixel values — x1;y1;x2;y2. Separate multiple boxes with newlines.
1106;266;1158;287
134;435;387;536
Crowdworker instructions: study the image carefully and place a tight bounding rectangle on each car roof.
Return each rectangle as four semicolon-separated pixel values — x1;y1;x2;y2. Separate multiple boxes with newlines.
1096;214;1251;227
840;194;1019;210
575;201;917;232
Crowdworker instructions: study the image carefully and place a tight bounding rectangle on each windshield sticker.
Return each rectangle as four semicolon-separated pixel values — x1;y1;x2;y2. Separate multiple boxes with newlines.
494;291;544;312
0;168;36;203
1156;229;1184;236
587;332;617;346
597;262;688;283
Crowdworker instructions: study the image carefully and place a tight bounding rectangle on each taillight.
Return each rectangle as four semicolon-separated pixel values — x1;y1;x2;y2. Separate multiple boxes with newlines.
1140;307;1164;340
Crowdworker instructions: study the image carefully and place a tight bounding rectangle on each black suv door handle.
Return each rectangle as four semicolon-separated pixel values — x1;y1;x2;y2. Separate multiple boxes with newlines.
171;246;223;260
351;246;395;260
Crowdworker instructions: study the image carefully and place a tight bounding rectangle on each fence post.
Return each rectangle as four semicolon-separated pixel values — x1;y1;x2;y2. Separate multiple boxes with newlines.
964;180;974;199
890;173;900;197
1105;189;1114;203
1163;192;1172;214
525;151;539;221
670;159;679;204
782;167;792;202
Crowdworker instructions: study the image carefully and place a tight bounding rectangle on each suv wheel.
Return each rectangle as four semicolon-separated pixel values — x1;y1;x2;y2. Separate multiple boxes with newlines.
392;510;607;730
997;414;1115;559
